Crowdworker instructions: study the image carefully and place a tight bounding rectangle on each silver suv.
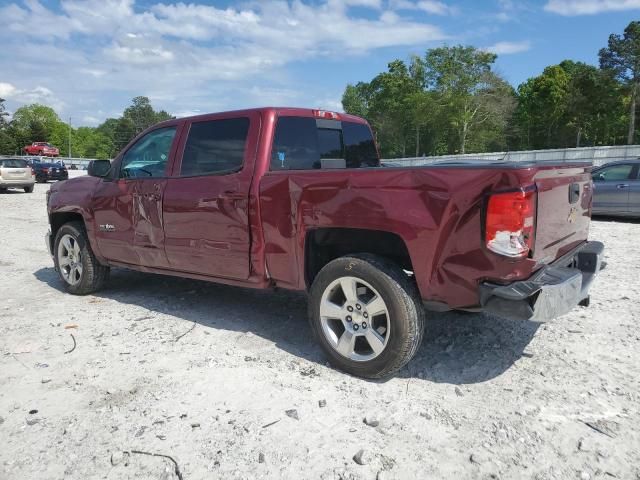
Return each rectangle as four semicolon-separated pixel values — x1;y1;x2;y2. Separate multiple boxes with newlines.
0;158;36;193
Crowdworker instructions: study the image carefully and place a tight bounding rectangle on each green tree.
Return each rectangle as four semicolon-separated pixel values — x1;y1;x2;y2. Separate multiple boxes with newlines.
514;61;627;149
123;96;173;135
599;20;640;144
515;65;571;149
342;46;516;156
0;98;9;127
0;98;16;154
11;104;61;141
342;83;372;119
423;46;503;153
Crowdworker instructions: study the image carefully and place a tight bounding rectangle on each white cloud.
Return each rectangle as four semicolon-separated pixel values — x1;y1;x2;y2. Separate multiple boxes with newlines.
391;0;457;15
0;82;18;98
544;0;640;15
485;40;531;55
0;0;448;123
0;82;64;112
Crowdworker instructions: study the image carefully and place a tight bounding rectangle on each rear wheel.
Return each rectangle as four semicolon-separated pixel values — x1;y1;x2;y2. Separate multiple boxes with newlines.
24;185;34;193
309;254;425;378
53;221;109;295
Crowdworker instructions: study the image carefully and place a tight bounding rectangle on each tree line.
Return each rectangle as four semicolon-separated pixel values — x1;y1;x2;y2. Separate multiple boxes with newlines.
0;96;172;159
342;20;640;158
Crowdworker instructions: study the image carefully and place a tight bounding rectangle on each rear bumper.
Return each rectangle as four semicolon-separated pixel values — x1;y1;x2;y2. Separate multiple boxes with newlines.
479;241;604;322
0;179;35;187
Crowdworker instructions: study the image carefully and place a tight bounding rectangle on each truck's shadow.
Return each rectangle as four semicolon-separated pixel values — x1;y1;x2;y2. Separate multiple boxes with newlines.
34;267;538;385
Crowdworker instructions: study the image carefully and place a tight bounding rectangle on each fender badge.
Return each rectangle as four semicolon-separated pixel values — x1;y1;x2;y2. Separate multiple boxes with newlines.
99;224;115;232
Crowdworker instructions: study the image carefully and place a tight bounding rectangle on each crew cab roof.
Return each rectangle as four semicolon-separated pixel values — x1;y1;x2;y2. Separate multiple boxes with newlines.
154;107;368;129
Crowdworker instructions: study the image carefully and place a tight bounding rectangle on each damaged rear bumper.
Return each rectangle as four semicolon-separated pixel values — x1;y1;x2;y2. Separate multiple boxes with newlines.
480;241;604;322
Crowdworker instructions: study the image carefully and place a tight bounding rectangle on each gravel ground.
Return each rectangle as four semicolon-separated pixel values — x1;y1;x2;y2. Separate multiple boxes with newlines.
1;178;639;480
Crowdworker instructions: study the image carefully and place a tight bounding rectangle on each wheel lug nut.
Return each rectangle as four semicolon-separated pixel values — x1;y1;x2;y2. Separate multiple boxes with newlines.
363;312;368;318
356;304;362;310
346;316;352;322
347;306;353;312
353;324;359;331
362;322;367;329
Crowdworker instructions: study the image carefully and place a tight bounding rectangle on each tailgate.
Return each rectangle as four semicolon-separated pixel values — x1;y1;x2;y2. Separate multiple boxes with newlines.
533;165;592;263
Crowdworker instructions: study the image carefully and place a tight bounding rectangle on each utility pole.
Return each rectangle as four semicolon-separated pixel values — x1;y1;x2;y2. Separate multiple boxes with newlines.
68;116;72;159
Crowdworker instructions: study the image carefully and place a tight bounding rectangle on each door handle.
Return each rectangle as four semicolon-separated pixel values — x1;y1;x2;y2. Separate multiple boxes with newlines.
616;184;630;189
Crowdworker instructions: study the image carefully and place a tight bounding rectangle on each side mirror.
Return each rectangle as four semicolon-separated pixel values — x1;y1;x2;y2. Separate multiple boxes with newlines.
88;160;111;178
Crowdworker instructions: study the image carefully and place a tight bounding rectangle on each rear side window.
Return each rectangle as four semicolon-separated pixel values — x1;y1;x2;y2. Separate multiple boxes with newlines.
0;159;28;168
270;116;379;171
343;122;379;168
180;118;250;176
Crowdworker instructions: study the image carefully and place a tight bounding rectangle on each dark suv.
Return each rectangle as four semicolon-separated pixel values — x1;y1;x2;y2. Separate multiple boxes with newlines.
29;161;69;183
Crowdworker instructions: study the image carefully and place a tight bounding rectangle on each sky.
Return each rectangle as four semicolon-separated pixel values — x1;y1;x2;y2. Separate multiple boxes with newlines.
0;0;637;127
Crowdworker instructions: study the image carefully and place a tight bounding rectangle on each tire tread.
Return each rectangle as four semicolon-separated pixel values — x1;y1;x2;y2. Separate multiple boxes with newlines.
54;221;109;295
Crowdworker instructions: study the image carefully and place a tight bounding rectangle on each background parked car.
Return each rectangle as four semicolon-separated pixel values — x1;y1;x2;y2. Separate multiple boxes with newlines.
592;159;640;217
28;160;69;183
23;142;60;157
0;158;35;193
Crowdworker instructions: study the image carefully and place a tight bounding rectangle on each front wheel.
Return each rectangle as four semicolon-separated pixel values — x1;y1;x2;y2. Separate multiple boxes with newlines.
308;254;425;379
53;221;109;295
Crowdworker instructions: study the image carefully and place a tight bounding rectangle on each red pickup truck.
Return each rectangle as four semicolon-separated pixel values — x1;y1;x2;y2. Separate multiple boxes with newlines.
46;107;604;378
24;142;60;157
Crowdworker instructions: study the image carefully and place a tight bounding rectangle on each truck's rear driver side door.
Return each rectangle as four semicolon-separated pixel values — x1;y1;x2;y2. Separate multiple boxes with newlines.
162;113;258;279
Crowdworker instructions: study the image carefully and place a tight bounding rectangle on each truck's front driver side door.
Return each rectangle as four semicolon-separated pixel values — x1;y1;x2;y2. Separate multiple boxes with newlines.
92;126;179;268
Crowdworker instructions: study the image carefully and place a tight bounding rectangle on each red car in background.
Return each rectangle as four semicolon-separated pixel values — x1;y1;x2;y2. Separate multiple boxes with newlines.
24;142;60;157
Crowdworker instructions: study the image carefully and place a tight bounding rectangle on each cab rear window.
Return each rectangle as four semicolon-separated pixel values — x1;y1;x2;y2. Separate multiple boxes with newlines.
0;159;28;168
270;116;379;171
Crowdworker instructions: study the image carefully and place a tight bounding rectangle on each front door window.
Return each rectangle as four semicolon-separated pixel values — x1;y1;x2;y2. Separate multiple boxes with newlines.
120;127;177;178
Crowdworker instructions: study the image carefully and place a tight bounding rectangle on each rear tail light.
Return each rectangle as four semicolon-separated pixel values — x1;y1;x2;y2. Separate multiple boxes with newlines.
485;188;537;258
30;167;35;176
42;167;49;172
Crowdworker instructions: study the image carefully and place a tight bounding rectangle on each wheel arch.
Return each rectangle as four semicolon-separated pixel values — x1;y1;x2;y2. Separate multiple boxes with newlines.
49;211;86;252
304;227;414;290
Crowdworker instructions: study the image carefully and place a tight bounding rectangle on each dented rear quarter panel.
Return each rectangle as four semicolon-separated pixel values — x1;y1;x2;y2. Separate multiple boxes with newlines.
259;163;593;308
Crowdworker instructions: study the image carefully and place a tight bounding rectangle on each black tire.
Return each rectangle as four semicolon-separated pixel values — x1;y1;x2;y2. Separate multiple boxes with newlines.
308;254;425;379
24;185;34;193
53;221;110;295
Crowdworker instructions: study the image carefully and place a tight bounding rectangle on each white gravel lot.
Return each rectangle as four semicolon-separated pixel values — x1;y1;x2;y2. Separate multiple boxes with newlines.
1;177;639;480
